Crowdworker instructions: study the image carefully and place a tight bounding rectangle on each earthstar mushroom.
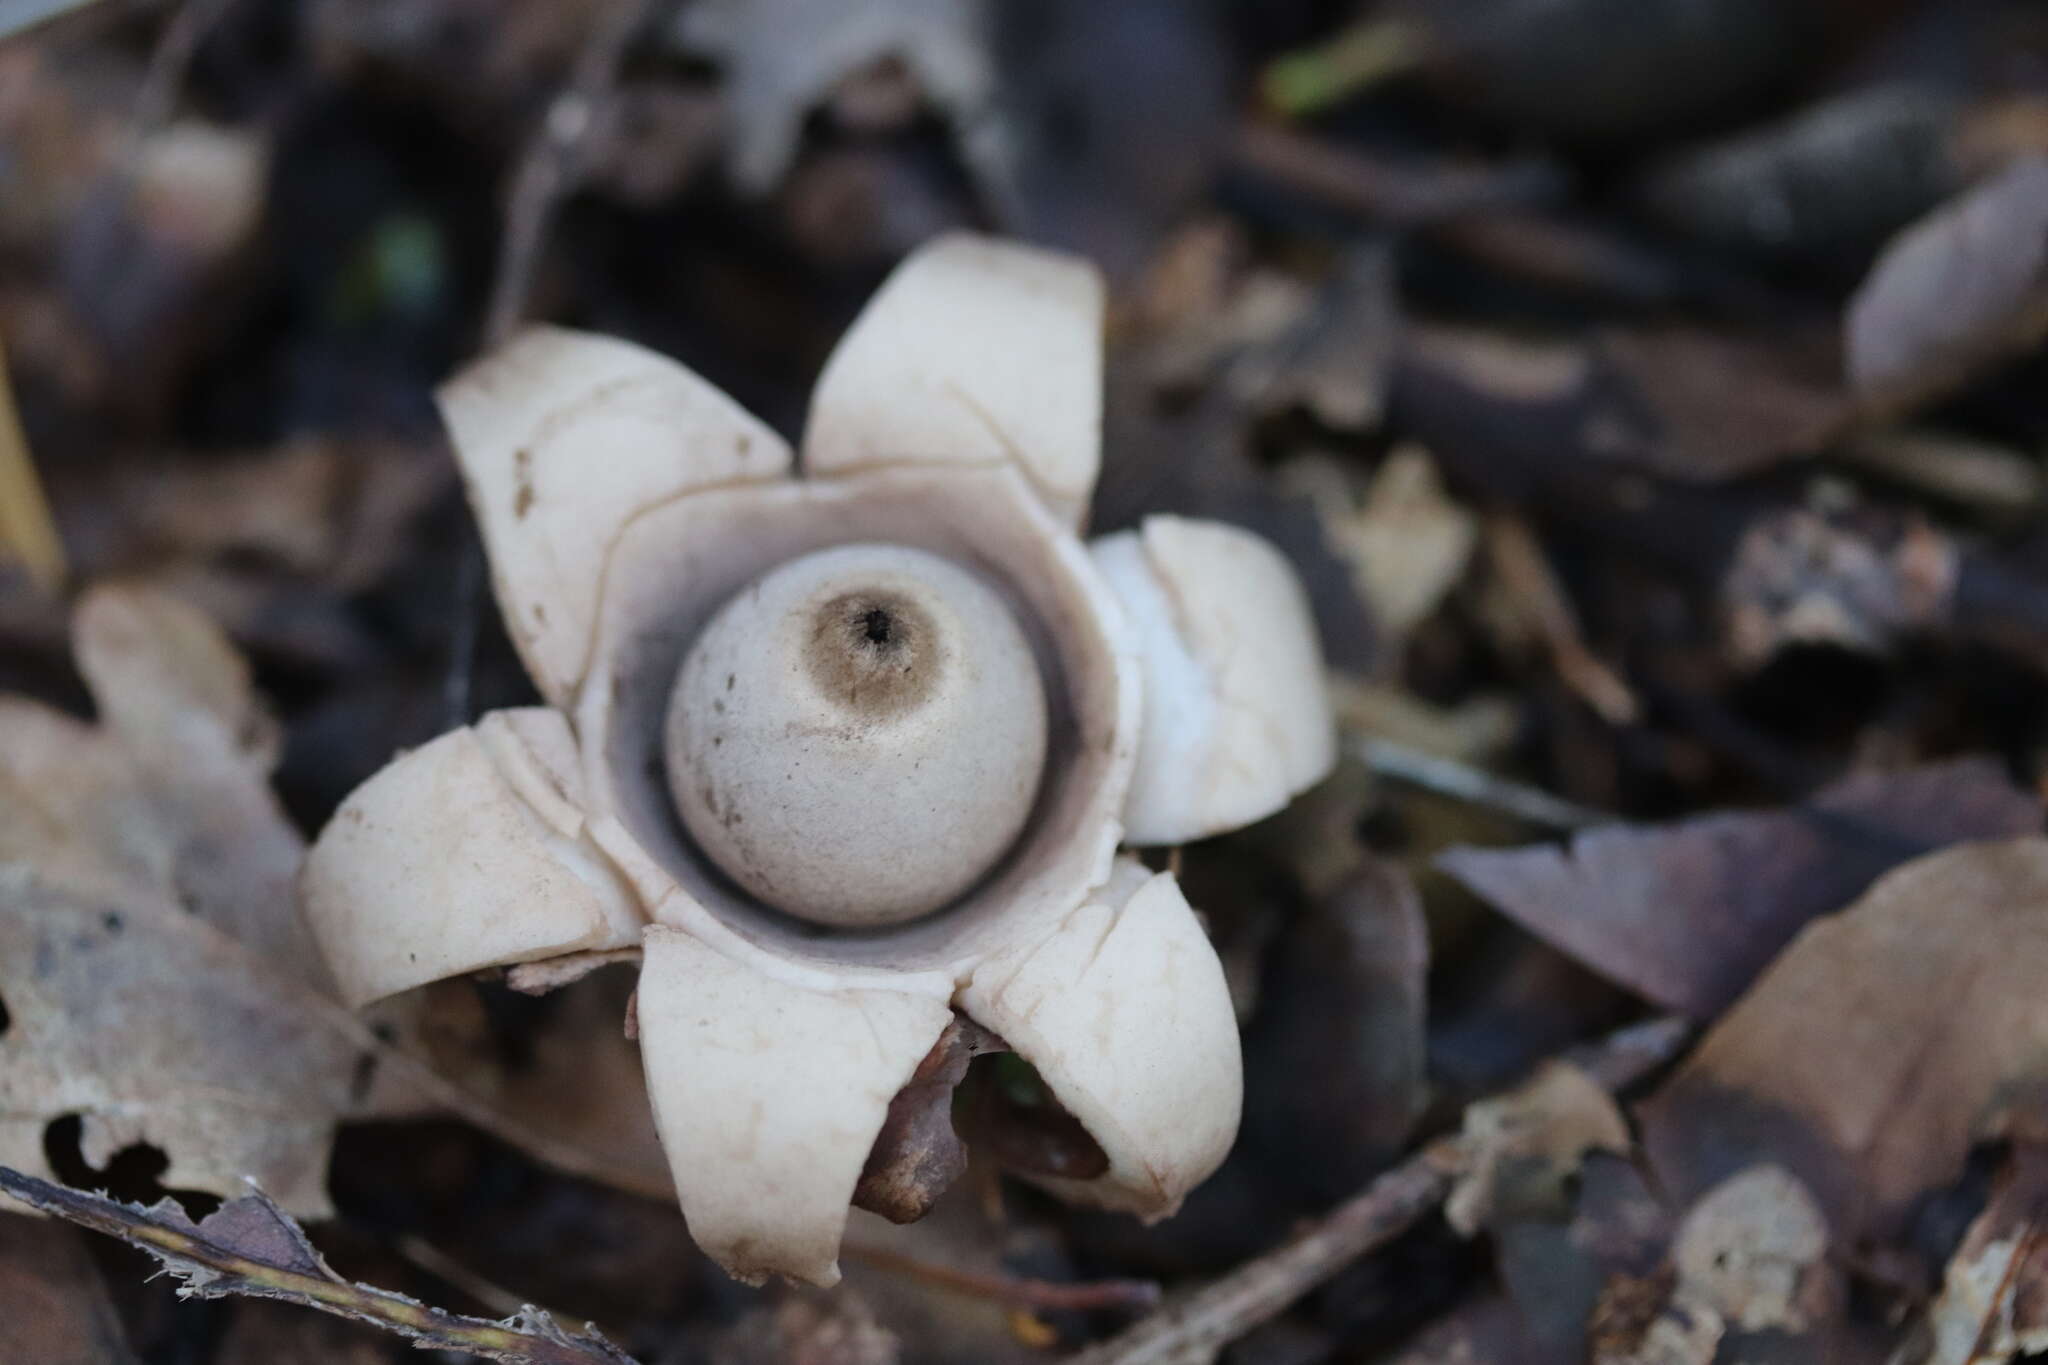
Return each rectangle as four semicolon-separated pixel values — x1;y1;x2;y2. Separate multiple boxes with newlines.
301;232;1337;1288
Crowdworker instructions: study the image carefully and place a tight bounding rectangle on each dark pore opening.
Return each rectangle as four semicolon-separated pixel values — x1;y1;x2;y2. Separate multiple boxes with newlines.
862;606;894;645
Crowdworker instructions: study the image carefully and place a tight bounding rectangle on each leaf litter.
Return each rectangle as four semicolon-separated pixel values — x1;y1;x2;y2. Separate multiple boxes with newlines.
9;0;2048;1360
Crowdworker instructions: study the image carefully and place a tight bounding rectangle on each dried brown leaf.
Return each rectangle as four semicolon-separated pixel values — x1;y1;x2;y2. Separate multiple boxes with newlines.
1399;321;1845;486
1637;85;1962;266
1588;326;1847;482
469;965;674;1201
1440;757;2042;1018
1286;445;1476;645
854;1017;1002;1224
1226;243;1399;430
1847;157;2048;417
0;585;328;984
0;1211;138;1365
1639;837;2048;1250
1245;858;1429;1201
0;873;370;1215
68;584;328;983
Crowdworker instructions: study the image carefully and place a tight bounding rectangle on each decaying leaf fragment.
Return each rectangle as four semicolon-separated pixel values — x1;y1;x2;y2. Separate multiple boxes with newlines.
1640;838;2048;1252
1912;1142;2048;1365
0;585;359;1212
1440;757;2042;1018
1592;1166;1835;1365
1397;320;1844;486
1245;858;1430;1201
0;873;372;1217
1847;157;2048;417
0;1212;137;1365
853;1016;1005;1224
673;0;993;191
1285;444;1476;647
1721;502;1959;664
1447;1060;1630;1236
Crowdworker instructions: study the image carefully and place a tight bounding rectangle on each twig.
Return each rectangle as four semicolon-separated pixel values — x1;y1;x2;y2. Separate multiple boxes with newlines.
1966;1219;2043;1362
368;1030;675;1203
397;1235;530;1318
0;1169;639;1365
456;0;661;722
1064;1015;1690;1365
129;0;240;139
482;0;663;348
1354;735;1611;831
844;1242;1161;1314
1231;123;1564;230
1257;17;1429;118
0;334;65;591
1486;512;1641;727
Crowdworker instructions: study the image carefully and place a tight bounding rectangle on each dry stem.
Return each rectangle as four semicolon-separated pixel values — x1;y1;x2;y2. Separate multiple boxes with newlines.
1066;1015;1690;1365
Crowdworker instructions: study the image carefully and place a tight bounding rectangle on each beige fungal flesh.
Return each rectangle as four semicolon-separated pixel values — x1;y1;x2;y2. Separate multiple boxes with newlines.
297;232;1343;1291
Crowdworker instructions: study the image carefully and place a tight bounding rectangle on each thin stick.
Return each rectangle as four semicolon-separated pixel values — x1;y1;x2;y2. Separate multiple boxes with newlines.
844;1242;1161;1314
0;1169;638;1365
397;1235;530;1318
1486;512;1641;727
455;0;660;724
129;0;239;137
1065;1016;1689;1365
482;0;662;348
1354;735;1611;831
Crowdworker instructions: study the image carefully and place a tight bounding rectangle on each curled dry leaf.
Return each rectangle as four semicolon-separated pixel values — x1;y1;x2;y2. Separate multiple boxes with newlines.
853;1016;1004;1225
1440;757;2042;1018
1640;838;2048;1252
1847;157;2048;418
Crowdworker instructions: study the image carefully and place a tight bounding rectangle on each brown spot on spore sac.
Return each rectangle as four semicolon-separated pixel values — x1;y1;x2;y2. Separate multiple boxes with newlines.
805;589;942;719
